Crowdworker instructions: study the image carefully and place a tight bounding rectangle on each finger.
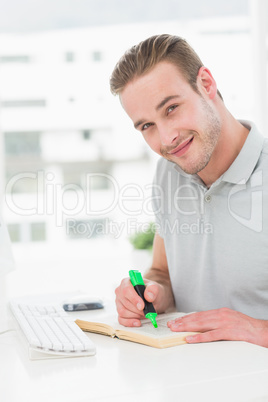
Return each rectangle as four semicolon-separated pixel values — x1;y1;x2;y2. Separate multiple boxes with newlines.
167;313;202;328
115;279;145;311
176;308;236;324
123;288;145;312
115;293;143;316
172;311;216;324
116;300;144;320
168;308;239;331
118;315;142;328
185;328;249;344
168;317;220;333
144;283;159;303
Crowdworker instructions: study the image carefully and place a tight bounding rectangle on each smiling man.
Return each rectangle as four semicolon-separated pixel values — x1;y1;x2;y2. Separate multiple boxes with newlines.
110;34;268;347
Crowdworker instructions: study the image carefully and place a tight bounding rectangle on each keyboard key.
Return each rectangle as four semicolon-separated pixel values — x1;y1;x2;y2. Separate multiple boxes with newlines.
10;299;96;357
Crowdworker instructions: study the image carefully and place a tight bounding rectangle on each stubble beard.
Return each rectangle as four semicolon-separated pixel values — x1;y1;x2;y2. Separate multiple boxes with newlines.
161;98;221;175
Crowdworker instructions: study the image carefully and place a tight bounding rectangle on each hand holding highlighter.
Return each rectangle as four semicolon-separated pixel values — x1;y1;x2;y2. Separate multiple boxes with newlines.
129;270;158;328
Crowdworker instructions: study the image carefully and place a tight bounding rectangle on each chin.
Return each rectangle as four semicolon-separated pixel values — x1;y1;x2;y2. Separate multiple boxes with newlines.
172;157;209;175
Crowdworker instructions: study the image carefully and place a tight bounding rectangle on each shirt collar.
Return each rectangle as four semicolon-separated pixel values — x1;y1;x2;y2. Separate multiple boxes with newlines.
221;120;264;184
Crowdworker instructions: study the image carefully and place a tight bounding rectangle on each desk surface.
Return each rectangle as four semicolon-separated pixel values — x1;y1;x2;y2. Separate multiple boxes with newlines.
1;301;268;402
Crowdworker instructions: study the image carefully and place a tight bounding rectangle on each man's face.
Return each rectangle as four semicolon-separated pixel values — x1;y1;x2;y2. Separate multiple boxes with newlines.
120;61;221;175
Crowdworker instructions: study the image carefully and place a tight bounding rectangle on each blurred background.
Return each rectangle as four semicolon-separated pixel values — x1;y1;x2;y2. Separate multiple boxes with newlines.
0;0;267;301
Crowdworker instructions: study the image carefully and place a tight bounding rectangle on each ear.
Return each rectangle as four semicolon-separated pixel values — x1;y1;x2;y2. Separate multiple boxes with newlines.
197;66;217;99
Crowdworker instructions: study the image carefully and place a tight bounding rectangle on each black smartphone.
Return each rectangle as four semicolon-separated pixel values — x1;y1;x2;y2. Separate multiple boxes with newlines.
62;296;104;311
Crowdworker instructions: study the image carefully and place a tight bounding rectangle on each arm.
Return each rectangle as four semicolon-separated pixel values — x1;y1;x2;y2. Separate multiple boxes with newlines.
167;308;268;348
115;233;175;327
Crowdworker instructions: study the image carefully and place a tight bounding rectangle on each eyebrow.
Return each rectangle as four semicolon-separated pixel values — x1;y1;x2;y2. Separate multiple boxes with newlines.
134;95;180;129
156;95;180;111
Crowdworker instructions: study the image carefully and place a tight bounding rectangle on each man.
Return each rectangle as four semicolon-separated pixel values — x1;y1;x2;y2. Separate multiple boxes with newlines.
110;34;268;347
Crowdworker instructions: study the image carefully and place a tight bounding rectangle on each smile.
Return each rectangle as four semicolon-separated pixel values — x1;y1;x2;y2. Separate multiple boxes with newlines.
168;137;194;157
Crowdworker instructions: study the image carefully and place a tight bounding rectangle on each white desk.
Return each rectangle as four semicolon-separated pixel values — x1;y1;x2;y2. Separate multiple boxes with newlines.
1;302;268;402
2;239;268;402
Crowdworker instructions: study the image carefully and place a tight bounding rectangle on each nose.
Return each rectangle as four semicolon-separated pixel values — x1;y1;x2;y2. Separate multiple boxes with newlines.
158;122;179;146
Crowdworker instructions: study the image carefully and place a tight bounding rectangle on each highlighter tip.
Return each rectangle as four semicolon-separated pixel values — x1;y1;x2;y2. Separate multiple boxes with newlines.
145;313;158;328
145;312;158;328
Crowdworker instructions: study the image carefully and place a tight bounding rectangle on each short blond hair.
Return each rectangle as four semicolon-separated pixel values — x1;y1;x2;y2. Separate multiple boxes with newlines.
110;34;223;100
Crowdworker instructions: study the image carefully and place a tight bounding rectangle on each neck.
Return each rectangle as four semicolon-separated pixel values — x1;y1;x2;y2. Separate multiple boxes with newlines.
198;112;249;188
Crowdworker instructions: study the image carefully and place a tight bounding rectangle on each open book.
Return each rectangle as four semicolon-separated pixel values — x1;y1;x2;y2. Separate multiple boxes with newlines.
75;312;197;349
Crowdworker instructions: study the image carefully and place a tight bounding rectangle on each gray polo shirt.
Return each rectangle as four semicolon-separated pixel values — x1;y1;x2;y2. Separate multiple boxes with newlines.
152;121;268;319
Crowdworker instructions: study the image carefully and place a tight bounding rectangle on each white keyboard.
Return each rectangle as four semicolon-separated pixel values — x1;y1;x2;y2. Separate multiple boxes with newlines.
10;299;96;358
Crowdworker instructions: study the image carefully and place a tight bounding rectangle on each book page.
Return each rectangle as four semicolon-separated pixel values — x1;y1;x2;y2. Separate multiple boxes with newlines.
76;312;192;340
76;311;196;348
115;312;188;339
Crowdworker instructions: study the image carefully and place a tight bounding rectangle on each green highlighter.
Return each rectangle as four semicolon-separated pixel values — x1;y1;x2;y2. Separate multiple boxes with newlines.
129;270;158;328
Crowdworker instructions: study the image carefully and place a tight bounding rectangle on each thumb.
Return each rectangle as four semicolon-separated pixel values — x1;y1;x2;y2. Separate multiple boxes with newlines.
144;284;158;303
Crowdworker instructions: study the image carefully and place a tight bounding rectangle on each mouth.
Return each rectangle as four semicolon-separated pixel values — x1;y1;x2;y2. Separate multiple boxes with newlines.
168;136;194;157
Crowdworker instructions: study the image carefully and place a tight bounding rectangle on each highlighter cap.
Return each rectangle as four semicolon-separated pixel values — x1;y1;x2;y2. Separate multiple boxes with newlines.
129;270;145;287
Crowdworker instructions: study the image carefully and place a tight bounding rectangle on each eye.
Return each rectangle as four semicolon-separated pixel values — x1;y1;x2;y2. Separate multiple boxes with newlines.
141;122;153;131
167;104;178;114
